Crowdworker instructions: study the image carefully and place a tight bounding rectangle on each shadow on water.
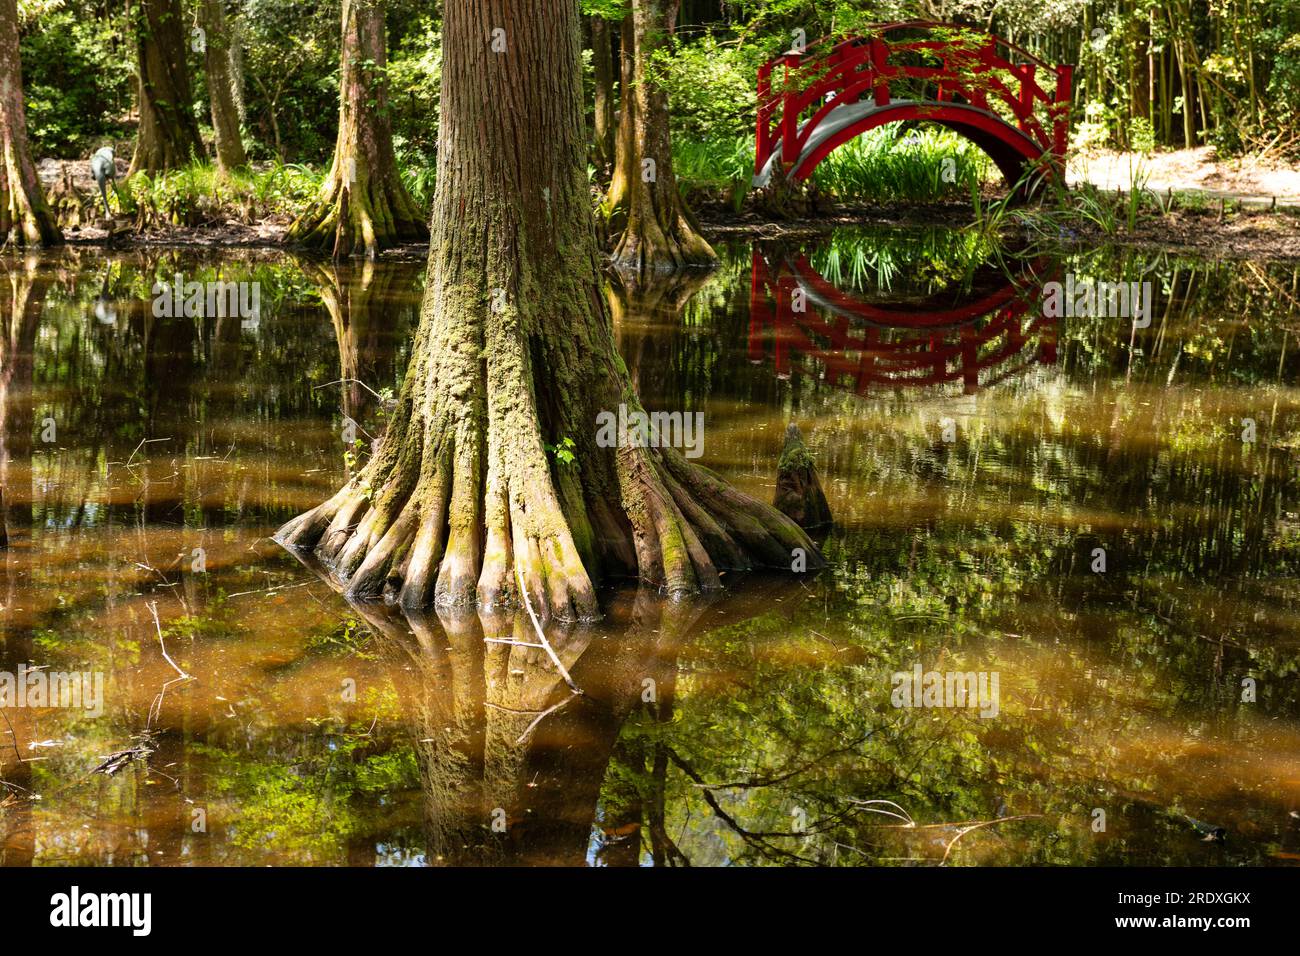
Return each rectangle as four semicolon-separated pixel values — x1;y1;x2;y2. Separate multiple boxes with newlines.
1;230;1299;866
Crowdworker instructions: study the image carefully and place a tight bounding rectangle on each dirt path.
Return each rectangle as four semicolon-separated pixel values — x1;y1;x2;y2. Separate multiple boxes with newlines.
1072;146;1300;207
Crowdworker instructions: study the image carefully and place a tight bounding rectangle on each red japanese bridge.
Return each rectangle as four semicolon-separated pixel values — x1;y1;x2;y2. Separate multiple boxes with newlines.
754;22;1073;193
748;250;1058;395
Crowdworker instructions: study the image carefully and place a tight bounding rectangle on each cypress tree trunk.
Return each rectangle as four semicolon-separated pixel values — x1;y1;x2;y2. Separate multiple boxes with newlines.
606;0;715;278
591;15;616;173
0;0;61;247
286;0;427;259
130;0;205;176
607;14;635;222
201;0;246;171
277;0;819;621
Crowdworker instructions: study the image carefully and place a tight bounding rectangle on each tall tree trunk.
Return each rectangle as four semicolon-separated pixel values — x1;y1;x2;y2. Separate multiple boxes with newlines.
286;0;427;259
201;0;246;171
606;15;635;224
0;0;61;247
276;0;819;621
591;15;616;173
228;9;247;126
607;0;715;278
130;0;205;176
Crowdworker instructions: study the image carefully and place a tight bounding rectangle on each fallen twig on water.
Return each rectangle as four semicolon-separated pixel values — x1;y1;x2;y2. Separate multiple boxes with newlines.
939;813;1042;865
146;601;195;728
92;738;155;776
514;694;579;746
313;378;389;402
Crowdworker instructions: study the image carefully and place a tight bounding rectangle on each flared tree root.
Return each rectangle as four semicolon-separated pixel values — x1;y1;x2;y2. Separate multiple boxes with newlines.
277;366;821;623
287;169;427;259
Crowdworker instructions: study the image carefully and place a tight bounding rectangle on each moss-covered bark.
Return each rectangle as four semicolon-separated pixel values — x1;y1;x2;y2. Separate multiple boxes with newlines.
277;0;821;622
605;0;715;278
774;423;832;529
0;0;61;247
286;0;427;259
129;0;205;176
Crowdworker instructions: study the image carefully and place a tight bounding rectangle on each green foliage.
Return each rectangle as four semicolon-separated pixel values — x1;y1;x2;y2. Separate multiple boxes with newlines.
240;0;341;161
807;225;1004;296
545;436;579;467
387;11;441;205
810;126;990;202
651;33;762;143
673;135;754;207
18;4;135;156
119;162;323;228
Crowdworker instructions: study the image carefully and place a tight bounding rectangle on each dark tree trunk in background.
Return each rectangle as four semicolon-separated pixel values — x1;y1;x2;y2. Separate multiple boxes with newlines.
0;0;61;246
201;0;247;171
591;15;616;173
287;0;427;259
130;0;205;175
607;0;714;278
277;0;819;621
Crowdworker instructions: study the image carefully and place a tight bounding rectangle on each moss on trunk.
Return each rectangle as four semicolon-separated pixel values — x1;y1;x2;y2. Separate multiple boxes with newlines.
277;0;821;622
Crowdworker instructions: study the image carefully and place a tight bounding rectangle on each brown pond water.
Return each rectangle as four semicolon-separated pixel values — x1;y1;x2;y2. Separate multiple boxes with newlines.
0;230;1297;866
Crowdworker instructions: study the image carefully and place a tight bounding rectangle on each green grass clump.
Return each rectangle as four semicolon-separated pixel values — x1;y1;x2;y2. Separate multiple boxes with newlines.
118;161;324;227
672;125;991;207
809;125;990;202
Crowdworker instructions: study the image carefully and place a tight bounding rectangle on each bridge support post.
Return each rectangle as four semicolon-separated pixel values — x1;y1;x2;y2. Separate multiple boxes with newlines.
1018;64;1036;135
870;37;890;106
1053;65;1073;164
756;63;774;178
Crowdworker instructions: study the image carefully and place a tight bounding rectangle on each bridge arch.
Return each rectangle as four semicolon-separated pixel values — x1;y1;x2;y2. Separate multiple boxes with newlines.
753;23;1073;195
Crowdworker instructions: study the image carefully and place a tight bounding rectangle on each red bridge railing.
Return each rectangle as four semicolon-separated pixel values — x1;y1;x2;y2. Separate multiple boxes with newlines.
755;21;1073;184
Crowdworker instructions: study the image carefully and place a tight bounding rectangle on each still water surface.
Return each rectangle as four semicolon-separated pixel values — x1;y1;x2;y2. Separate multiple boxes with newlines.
0;230;1297;866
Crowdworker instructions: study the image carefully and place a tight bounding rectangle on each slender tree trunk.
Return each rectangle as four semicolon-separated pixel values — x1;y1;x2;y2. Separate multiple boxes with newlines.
286;0;427;259
130;0;205;176
201;0;246;171
591;15;616;173
606;14;636;223
228;9;247;126
276;0;819;621
0;0;61;247
607;0;715;278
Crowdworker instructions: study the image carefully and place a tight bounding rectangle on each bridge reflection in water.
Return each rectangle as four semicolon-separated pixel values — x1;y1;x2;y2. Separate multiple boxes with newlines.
747;248;1058;396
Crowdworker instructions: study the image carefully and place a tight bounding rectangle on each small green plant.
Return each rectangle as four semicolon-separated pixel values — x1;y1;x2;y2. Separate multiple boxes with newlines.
343;437;368;476
1124;117;1155;232
544;436;578;467
810;126;989;203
